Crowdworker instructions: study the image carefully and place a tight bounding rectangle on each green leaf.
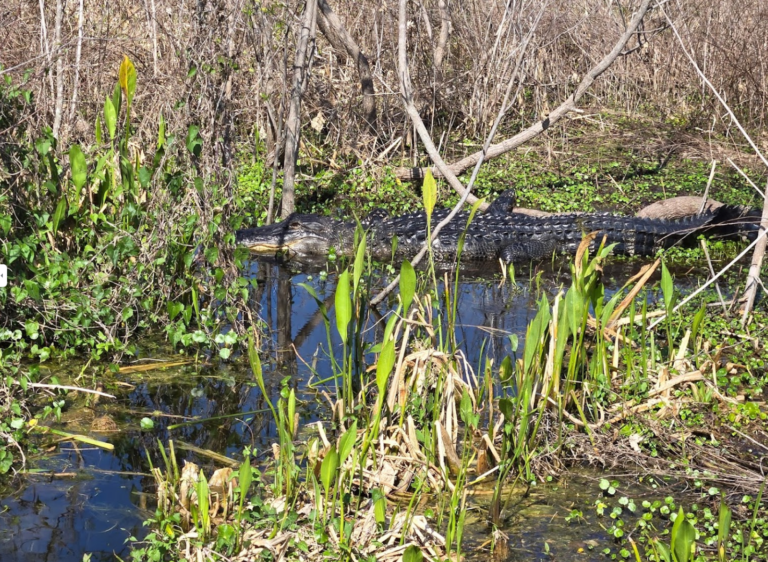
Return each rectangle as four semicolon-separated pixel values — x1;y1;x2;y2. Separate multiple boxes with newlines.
239;456;253;500
138;166;152;188
186;125;202;157
69;144;87;194
376;338;396;396
112;82;122;120
400;260;416;314
287;388;296;439
95;115;102;144
320;447;339;491
661;262;675;312
119;55;137;105
157;113;166;148
498;398;514;423
338;421;357;466
671;507;695;562
459;389;473;426
52;196;68;234
353;232;366;296
372;488;386;525
104;96;117;140
402;545;423;562
334;270;352;345
422;169;437;227
140;417;155;430
717;500;732;547
167;301;184;320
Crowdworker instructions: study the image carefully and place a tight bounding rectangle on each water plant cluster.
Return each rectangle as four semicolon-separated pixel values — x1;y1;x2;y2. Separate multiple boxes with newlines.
1;60;766;562
128;173;766;562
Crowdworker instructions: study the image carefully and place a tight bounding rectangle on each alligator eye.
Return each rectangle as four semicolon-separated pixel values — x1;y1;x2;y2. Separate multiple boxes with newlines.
289;221;301;230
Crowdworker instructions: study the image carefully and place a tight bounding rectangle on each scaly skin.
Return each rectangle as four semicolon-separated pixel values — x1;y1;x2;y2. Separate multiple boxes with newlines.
235;191;749;263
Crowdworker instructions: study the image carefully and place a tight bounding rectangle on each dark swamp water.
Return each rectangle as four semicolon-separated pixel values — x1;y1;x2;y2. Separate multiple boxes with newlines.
0;257;713;562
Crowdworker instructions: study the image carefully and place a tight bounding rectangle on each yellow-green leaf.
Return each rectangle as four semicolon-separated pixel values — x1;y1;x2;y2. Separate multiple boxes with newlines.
423;169;437;226
119;55;137;103
104;96;117;141
400;260;416;313
376;338;396;396
335;269;352;345
69;145;87;193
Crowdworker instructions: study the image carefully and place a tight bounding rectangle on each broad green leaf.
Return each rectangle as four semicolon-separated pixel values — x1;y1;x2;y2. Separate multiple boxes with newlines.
459;389;475;428
140;417;154;430
119;55;137;104
320;447;339;491
403;544;424;562
335;269;352;345
167;301;184;320
671;507;695;562
400;260;416;313
69;144;87;193
104;96;117;140
372;488;386;525
498;398;514;423
376;338;396;396
422;169;437;226
52;196;68;234
338;421;357;465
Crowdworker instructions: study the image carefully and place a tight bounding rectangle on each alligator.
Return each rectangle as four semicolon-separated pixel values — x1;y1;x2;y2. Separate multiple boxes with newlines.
235;190;755;264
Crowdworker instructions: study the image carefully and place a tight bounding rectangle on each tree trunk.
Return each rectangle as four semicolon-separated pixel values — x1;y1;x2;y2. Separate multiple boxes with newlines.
281;0;318;218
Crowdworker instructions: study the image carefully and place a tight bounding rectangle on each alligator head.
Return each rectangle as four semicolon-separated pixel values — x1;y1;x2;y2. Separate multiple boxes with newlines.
235;213;352;257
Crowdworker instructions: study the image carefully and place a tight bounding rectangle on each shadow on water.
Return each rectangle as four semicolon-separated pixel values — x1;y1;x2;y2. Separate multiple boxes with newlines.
0;256;708;561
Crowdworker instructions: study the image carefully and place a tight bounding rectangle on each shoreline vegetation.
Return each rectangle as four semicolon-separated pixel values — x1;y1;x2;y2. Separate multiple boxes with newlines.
2;0;768;558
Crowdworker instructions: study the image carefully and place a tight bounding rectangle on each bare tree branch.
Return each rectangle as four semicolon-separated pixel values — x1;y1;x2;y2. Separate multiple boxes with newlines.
370;0;541;306
393;0;654;181
316;0;376;130
658;5;768;323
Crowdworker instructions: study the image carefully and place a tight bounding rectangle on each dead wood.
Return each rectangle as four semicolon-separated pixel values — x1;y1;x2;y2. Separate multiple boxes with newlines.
392;0;654;182
740;178;768;324
317;0;376;130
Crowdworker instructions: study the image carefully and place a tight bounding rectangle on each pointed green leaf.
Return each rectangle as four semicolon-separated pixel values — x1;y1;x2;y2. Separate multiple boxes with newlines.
287;388;296;438
338;421;357;466
111;83;122;123
239;456;252;498
104;96;117;140
400;260;416;313
376;338;396;396
69;144;87;193
320;447;339;491
158;113;166;148
353;232;366;296
52;196;68;234
661;262;675;311
335;269;352;345
95;115;103;144
422;169;437;226
119;55;137;104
